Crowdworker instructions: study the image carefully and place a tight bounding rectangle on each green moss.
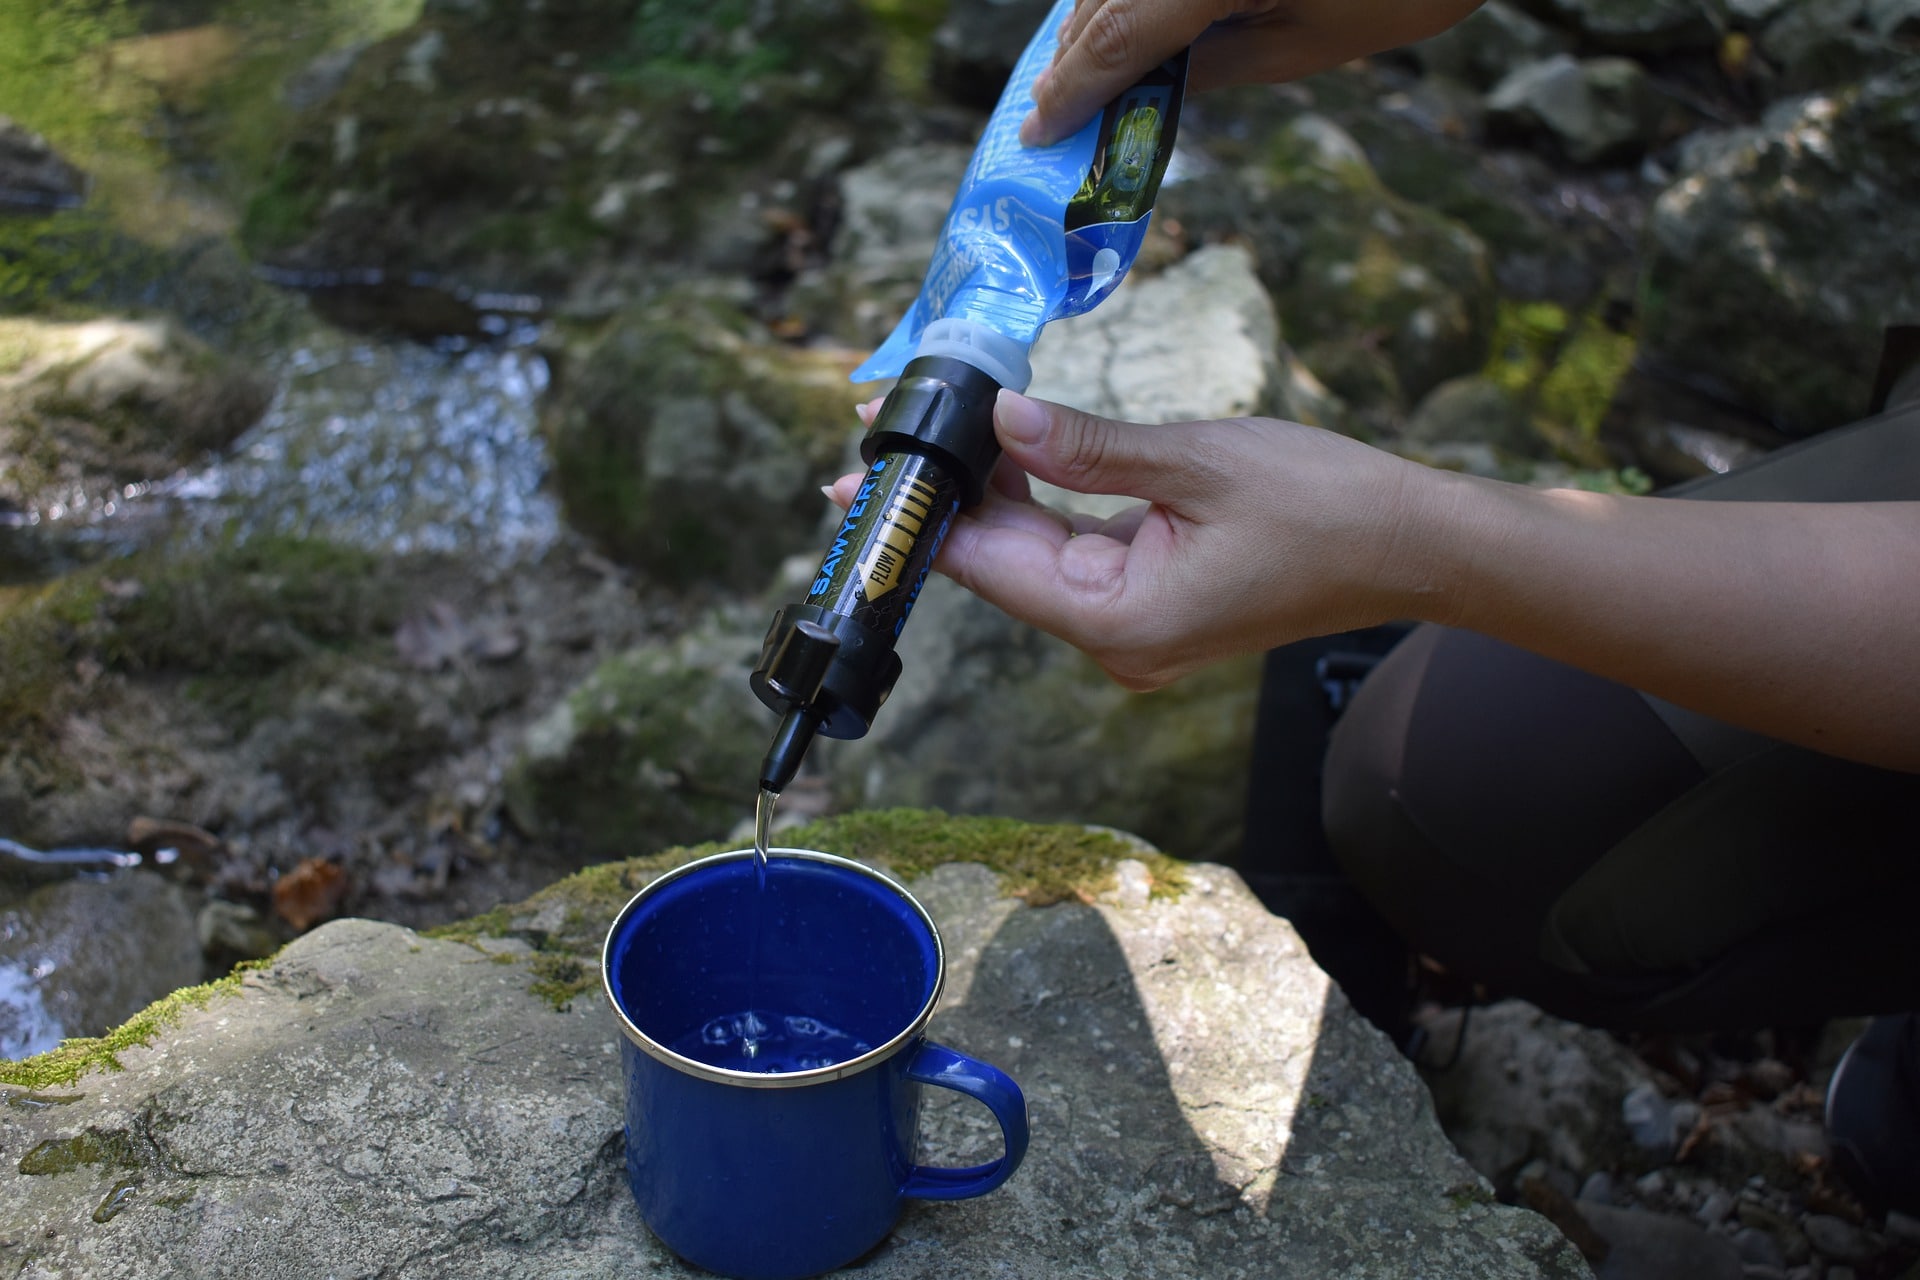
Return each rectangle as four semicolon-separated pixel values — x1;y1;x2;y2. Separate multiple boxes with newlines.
786;810;1189;907
433;809;1190;1007
0;960;270;1090
0;576;107;735
1482;299;1638;444
101;535;391;676
17;1128;145;1176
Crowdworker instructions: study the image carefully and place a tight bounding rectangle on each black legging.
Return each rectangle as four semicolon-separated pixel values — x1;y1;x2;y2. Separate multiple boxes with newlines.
1305;392;1920;1031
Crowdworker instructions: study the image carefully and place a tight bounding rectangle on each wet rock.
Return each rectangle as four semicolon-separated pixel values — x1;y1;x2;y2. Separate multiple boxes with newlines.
1486;54;1674;165
1640;65;1920;434
0;871;202;1058
540;294;868;588
0;316;273;516
1415;1000;1659;1190
0;117;88;213
0;824;1588;1277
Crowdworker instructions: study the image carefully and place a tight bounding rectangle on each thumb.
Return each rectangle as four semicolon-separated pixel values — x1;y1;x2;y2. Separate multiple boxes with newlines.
994;390;1213;505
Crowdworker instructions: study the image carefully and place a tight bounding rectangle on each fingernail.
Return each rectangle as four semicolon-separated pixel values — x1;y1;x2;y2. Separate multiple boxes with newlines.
996;389;1047;445
820;484;838;501
1030;66;1051;101
1020;114;1052;148
854;400;876;425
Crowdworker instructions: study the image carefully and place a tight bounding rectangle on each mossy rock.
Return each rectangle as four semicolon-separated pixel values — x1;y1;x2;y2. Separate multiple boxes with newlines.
1261;117;1497;407
1166;114;1497;414
0;534;397;747
1641;65;1920;434
432;807;1193;1009
239;0;889;303
502;631;768;859
0;809;1185;1085
541;293;864;586
0;315;272;513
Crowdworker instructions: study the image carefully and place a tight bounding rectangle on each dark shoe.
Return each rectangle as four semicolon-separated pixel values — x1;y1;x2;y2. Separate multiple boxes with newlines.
1826;1013;1920;1216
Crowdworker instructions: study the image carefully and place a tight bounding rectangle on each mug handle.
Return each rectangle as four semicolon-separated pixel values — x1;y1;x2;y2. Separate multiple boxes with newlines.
900;1040;1030;1200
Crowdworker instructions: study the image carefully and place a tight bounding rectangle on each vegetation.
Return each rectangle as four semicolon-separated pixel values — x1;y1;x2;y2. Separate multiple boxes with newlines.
1483;299;1638;444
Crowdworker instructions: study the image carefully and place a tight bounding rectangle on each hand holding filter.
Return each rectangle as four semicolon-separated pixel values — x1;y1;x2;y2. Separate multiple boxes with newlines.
751;0;1188;789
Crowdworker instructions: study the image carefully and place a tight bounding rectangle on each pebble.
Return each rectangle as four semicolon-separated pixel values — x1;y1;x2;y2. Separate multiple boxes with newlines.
1825;1268;1855;1280
1578;1171;1615;1203
1636;1170;1669;1198
1741;1268;1786;1280
1801;1214;1874;1264
1733;1228;1785;1269
1885;1211;1920;1245
1698;1189;1736;1226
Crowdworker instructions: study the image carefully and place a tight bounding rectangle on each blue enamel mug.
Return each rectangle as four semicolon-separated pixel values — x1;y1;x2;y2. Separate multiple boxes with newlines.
601;848;1029;1280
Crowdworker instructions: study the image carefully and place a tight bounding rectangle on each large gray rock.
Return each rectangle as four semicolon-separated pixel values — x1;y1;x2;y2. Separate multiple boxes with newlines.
1415;1000;1660;1192
539;294;869;587
0;872;204;1060
1641;66;1920;434
1487;54;1674;164
0;836;1590;1277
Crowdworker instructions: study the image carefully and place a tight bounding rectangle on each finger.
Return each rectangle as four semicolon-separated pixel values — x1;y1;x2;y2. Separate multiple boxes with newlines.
987;453;1033;504
854;396;884;427
934;512;1132;647
994;389;1223;507
1022;0;1220;145
825;472;863;509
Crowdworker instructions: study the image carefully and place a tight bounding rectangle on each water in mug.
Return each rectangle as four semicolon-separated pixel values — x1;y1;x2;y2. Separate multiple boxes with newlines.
713;787;870;1072
670;1011;874;1073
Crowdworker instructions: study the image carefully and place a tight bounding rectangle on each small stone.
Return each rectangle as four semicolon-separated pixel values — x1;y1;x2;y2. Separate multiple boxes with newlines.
1698;1189;1737;1226
1579;1171;1616;1203
1637;1170;1669;1198
1825;1268;1855;1280
1733;1227;1785;1268
1800;1215;1873;1264
1884;1211;1920;1245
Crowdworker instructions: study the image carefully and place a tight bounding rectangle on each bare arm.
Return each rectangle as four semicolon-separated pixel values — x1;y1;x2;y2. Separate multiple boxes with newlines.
832;394;1920;774
1423;477;1920;770
1021;0;1489;145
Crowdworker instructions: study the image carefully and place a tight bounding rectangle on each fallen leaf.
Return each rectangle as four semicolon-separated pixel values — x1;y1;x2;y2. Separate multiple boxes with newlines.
273;858;350;931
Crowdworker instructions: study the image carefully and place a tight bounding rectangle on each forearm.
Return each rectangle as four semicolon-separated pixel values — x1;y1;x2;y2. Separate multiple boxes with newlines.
1406;474;1920;772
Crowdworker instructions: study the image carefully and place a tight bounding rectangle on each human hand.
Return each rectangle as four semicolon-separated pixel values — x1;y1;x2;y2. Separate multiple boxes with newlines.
1021;0;1489;146
834;391;1459;689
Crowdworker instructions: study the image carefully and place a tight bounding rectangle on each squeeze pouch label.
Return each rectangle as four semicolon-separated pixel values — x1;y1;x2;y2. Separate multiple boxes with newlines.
850;0;1187;385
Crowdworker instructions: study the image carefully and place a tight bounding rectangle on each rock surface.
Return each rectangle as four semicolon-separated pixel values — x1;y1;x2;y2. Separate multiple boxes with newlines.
0;829;1588;1278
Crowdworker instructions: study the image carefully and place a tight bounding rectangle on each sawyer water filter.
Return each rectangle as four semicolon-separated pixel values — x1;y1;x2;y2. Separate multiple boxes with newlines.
753;1;1187;792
